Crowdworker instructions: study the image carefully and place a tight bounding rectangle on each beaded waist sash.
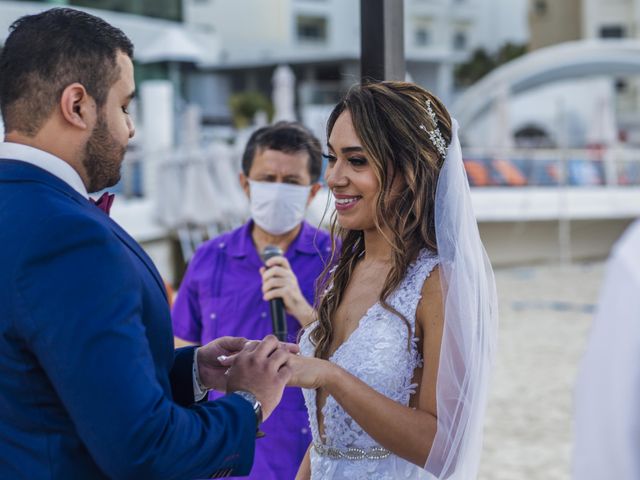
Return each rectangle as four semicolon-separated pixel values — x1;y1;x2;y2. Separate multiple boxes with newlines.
313;443;391;460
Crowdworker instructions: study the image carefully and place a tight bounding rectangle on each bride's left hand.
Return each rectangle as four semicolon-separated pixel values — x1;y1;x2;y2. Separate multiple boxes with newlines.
217;340;331;389
286;354;332;390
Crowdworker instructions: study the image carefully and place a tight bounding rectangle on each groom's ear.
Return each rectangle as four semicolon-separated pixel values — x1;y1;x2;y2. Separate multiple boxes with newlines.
59;82;96;131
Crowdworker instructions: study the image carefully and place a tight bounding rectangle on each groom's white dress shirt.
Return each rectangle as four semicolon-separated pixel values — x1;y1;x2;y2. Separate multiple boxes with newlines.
0;142;89;198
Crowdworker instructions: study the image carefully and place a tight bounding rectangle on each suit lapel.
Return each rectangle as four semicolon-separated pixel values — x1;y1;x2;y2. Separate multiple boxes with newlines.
103;217;168;301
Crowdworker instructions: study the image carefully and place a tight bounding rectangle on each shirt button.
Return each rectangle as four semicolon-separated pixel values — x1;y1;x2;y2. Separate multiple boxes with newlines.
210;313;217;319
218;242;225;248
261;312;267;318
301;427;308;434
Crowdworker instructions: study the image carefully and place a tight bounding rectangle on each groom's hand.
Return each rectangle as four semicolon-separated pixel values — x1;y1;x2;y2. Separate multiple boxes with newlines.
218;339;300;366
196;336;248;392
225;335;293;421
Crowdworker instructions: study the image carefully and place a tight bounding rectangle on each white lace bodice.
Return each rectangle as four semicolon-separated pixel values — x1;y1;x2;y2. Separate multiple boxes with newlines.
299;249;439;479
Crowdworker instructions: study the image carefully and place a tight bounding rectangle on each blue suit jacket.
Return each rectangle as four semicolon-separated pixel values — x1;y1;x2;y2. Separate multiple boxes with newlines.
0;159;256;479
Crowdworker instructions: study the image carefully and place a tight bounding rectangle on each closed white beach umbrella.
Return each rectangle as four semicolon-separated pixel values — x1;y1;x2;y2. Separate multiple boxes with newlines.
135;27;205;64
155;150;185;229
586;84;619;185
489;82;514;153
208;141;249;225
178;105;219;225
272;64;296;122
180;149;221;226
586;88;618;147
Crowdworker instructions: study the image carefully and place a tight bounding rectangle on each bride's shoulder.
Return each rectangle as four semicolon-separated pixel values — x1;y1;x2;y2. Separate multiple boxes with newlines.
413;248;442;325
415;265;443;344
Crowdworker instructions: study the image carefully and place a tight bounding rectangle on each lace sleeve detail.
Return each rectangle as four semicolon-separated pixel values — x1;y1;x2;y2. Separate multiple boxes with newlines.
388;249;439;332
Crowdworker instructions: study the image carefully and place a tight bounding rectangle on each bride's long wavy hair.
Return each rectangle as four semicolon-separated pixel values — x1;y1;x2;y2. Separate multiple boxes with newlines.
311;81;452;359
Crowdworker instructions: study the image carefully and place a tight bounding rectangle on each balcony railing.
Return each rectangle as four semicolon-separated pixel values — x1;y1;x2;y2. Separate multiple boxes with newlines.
113;144;640;203
461;147;640;187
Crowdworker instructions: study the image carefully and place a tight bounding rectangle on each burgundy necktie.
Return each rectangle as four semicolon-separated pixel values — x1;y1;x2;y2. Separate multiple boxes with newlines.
91;192;115;215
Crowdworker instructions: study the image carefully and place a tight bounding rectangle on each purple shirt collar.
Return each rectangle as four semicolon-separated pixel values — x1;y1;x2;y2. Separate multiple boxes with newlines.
227;220;321;260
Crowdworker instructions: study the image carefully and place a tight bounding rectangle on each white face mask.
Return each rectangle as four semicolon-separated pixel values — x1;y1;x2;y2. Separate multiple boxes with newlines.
248;180;312;235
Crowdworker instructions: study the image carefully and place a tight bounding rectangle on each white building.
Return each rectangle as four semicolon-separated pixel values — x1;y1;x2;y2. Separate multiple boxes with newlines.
582;0;640;39
582;0;640;120
182;0;529;122
0;0;217;136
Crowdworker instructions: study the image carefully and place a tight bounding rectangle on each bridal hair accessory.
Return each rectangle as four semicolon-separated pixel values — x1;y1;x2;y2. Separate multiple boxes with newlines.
419;99;448;158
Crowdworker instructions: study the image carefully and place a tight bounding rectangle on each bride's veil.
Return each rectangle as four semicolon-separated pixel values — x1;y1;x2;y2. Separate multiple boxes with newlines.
425;119;499;478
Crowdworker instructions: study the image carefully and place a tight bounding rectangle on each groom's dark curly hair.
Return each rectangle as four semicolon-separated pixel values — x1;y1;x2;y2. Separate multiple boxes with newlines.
0;8;133;136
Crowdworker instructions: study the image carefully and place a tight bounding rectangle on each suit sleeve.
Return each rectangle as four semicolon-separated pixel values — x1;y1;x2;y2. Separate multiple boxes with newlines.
14;213;255;480
170;346;198;406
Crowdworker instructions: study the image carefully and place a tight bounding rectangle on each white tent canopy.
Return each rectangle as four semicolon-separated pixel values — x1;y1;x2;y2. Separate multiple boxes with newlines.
0;2;217;65
135;27;206;64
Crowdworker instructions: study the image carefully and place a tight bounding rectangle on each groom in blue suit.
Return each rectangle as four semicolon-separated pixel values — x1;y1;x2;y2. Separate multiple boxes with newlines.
0;9;294;479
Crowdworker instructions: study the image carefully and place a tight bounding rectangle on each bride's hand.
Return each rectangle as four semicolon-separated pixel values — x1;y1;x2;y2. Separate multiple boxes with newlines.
286;354;332;390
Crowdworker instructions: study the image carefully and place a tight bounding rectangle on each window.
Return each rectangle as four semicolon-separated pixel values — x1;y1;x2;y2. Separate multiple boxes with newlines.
316;65;341;81
453;31;467;50
415;27;431;46
600;25;626;38
615;78;628;93
296;15;328;42
533;0;547;16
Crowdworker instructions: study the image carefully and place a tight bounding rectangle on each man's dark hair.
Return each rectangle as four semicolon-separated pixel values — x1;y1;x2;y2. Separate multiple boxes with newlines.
242;121;322;183
0;8;134;136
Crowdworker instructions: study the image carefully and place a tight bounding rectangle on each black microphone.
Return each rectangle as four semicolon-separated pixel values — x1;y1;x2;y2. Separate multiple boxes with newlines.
261;245;287;342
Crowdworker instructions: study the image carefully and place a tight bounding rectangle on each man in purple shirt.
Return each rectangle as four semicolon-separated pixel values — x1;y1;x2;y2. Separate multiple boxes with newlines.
172;121;335;479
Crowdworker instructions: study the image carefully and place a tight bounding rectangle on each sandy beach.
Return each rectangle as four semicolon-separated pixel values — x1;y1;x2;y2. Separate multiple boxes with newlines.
478;262;605;480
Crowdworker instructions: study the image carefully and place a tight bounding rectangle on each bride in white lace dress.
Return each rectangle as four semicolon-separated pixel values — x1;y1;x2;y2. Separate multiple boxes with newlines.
287;82;498;480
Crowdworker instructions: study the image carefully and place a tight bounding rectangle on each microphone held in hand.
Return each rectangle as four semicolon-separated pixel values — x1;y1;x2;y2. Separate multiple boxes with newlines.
261;245;288;341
